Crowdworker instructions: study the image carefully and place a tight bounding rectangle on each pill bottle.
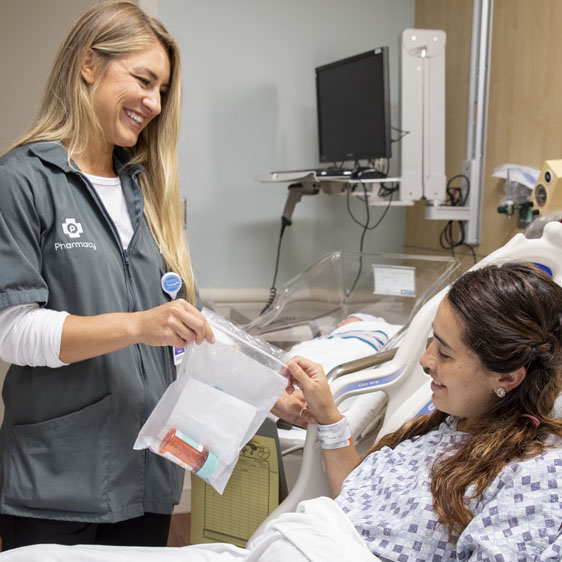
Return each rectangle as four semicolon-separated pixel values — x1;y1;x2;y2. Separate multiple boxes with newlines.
159;429;218;479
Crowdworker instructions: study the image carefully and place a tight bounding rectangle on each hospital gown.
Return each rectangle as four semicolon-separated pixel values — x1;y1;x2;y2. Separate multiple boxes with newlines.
336;416;562;561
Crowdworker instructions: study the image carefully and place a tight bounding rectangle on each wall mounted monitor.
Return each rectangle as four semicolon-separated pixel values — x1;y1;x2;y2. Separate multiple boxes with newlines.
316;47;391;163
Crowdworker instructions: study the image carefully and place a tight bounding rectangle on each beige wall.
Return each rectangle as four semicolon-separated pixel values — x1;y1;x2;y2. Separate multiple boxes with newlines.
482;0;562;254
0;0;98;152
406;0;562;271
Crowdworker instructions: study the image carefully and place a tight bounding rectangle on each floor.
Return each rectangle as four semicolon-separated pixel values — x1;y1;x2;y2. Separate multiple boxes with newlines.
167;513;191;547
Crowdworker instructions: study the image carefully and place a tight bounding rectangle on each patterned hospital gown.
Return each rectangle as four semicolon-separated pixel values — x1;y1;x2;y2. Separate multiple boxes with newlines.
335;417;562;561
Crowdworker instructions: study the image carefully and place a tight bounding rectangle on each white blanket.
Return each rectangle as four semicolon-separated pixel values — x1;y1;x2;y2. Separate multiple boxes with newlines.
247;496;378;562
289;318;401;375
0;498;377;562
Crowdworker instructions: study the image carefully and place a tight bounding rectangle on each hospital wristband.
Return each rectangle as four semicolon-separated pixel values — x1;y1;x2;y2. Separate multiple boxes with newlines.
317;416;353;450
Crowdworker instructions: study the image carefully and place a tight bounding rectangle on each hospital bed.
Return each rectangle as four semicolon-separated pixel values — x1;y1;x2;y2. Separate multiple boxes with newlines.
254;220;562;535
3;226;562;561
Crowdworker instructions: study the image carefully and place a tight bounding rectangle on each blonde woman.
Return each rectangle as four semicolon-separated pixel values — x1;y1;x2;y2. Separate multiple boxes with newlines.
0;1;306;549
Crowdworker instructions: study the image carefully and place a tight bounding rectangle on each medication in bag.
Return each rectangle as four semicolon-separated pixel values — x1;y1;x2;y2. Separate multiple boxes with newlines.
135;308;288;493
159;429;218;479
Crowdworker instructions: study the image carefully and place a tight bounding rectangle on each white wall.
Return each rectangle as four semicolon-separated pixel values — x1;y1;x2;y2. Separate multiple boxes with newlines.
159;0;415;290
0;0;99;423
0;0;98;152
1;0;415;290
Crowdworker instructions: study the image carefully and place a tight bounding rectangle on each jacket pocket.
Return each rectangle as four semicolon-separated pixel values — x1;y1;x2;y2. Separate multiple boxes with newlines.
3;394;112;514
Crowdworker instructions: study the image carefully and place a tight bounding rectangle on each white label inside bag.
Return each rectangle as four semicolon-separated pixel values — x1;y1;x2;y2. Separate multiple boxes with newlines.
174;346;186;365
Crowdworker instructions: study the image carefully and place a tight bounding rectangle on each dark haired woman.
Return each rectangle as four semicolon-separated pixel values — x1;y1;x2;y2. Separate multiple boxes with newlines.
289;262;562;560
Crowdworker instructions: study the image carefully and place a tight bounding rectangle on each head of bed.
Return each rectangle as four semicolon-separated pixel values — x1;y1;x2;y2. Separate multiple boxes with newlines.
253;221;562;539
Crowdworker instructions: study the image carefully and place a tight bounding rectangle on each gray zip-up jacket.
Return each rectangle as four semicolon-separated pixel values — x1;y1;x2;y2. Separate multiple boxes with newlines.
0;141;184;522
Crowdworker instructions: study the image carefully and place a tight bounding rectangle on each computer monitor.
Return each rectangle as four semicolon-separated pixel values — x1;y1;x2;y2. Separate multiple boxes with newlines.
315;47;391;164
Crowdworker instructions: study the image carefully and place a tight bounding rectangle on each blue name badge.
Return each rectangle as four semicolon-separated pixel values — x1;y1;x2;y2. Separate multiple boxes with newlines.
161;272;182;300
161;272;185;365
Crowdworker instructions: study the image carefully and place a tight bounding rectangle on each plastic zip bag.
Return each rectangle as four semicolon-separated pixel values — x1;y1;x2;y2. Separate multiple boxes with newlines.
134;308;288;494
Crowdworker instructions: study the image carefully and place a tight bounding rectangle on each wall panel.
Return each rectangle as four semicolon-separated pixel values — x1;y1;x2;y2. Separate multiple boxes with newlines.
406;0;562;268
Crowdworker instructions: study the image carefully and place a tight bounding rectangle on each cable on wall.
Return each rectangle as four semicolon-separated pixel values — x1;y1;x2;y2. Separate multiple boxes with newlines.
345;179;397;297
438;174;477;263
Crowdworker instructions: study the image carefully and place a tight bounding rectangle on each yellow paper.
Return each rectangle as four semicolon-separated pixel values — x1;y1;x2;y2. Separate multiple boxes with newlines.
190;434;279;547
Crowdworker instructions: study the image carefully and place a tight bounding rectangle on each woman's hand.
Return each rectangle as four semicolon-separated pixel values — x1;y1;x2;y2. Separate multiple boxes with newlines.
285;356;342;425
60;301;214;364
271;388;316;427
133;300;215;348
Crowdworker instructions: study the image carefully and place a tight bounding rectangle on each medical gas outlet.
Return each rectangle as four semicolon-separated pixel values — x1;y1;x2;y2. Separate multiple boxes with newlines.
497;200;538;229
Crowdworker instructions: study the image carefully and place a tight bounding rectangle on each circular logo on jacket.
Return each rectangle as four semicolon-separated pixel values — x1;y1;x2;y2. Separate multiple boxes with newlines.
62;218;84;239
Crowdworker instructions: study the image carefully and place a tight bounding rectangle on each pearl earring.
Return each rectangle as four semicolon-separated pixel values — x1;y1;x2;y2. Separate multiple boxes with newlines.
495;387;506;398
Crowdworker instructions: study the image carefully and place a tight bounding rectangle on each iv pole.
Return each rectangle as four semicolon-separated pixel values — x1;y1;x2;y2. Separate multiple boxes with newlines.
424;0;494;245
463;0;494;245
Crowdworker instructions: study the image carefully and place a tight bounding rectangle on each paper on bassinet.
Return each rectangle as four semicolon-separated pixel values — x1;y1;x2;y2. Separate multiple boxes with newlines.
134;308;288;494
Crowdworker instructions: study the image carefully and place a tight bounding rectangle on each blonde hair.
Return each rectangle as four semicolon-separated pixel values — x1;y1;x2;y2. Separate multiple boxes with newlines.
9;0;195;303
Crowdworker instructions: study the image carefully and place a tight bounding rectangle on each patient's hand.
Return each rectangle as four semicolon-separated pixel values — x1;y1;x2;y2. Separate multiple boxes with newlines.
286;356;342;425
271;388;317;427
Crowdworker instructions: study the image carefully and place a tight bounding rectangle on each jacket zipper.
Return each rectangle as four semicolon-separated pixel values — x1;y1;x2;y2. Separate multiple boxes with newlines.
118;197;150;425
77;172;150;423
122;248;138;313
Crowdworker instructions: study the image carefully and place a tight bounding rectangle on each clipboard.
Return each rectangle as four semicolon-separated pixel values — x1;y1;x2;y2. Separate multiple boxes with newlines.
190;419;287;547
